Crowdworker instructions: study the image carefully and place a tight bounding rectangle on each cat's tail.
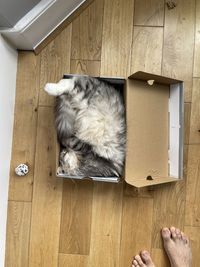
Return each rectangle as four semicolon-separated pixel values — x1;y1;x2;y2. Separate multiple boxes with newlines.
44;77;75;96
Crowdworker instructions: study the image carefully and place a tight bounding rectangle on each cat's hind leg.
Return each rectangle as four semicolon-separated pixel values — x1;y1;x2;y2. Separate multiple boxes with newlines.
44;77;75;96
57;149;79;175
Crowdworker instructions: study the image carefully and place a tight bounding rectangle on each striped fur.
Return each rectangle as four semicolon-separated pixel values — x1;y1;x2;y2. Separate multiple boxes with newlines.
44;76;126;177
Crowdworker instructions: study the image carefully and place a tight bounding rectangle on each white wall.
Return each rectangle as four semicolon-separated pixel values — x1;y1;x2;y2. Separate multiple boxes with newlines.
0;34;17;267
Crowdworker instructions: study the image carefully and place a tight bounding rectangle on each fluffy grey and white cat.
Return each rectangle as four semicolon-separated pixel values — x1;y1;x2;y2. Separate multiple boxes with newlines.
44;75;126;177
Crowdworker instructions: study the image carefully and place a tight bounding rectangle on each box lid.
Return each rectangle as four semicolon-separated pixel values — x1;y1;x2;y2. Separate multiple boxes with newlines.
125;71;183;187
128;71;181;85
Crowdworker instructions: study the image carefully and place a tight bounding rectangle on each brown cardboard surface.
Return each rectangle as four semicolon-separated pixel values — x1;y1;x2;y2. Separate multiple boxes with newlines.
129;71;181;85
125;79;169;186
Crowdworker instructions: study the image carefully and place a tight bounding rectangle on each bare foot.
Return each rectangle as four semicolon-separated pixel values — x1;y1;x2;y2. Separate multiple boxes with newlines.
162;227;192;267
132;250;155;267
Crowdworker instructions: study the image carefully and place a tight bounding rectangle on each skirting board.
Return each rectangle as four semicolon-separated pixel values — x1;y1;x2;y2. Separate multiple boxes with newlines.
0;0;87;51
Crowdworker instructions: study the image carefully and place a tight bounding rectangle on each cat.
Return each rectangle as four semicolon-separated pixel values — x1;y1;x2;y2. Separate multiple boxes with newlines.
44;75;126;177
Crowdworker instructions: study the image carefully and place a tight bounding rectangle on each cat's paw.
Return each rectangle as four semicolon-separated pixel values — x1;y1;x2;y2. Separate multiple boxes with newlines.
44;83;60;96
56;166;64;175
59;150;79;175
63;151;78;171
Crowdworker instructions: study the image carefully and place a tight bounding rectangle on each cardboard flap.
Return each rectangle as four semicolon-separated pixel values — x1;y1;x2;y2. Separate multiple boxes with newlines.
125;79;169;186
129;71;181;85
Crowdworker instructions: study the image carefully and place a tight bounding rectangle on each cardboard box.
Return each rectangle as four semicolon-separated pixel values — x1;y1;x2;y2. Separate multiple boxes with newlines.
56;71;184;188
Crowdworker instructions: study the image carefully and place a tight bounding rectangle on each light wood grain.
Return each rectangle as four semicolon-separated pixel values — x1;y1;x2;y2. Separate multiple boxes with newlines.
185;226;200;267
34;0;94;54
88;182;123;267
9;52;40;201
162;0;195;102
29;107;63;267
39;25;72;106
134;0;164;26
183;145;189;180
5;201;31;267
189;79;200;144
184;103;191;145
152;180;185;248
124;181;154;198
193;0;200;77
71;0;104;60
130;26;163;75
119;197;153;267
59;180;93;255
101;0;134;77
59;254;88;267
185;145;200;226
151;248;170;267
70;59;100;76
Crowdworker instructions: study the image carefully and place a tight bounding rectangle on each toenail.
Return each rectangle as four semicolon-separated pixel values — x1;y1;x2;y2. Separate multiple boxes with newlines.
133;259;138;265
141;250;148;256
162;228;169;233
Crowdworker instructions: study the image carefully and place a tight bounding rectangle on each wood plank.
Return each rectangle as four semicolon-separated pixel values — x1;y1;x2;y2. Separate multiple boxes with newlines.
34;0;95;55
134;0;164;26
184;226;200;267
59;59;100;255
88;182;123;267
151;248;170;267
193;0;200;77
59;254;88;267
9;52;40;201
124;181;154;198
119;197;153;267
101;0;134;77
184;103;191;145
189;79;200;144
70;59;100;76
162;0;195;102
185;145;200;226
71;0;104;60
39;24;72;106
152;170;186;248
130;26;163;75
29;107;63;267
5;201;31;267
151;145;188;248
183;145;189;180
59;180;93;255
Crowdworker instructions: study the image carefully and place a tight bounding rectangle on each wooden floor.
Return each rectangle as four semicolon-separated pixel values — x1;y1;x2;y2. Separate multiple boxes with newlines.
5;0;200;266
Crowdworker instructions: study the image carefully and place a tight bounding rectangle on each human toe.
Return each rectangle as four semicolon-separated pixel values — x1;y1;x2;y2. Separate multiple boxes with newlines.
132;258;139;266
181;231;189;244
134;254;145;266
175;228;182;239
161;227;171;241
141;250;155;266
170;226;177;240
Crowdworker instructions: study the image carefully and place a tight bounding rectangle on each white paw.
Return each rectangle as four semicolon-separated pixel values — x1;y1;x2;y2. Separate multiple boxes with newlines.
44;83;60;96
64;151;78;170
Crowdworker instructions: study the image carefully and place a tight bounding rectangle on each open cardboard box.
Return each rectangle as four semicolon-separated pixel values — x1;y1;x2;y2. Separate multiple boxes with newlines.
56;71;184;188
